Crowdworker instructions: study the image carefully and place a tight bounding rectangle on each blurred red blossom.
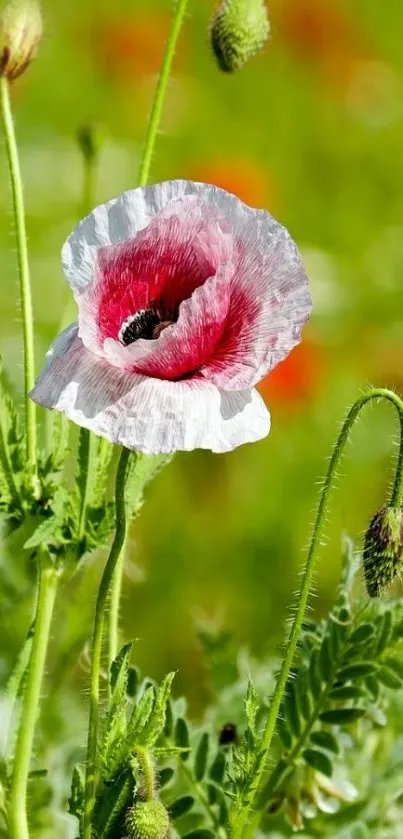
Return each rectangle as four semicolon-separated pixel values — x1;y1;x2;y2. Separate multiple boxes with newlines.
87;12;185;84
258;340;323;408
189;157;278;212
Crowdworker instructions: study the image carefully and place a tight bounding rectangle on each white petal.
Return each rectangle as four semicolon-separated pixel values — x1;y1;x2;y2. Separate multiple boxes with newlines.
30;326;271;455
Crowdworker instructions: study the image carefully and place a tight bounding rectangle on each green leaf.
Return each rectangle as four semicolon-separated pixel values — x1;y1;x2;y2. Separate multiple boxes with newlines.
310;730;339;753
68;765;85;822
159;767;174;788
337;663;377;681
277;717;292;749
328;685;366;701
383;657;403;679
303;748;333;777
24;515;62;550
319;636;332;681
209;750;226;783
376;611;393;655
320;708;365;724
194;732;209;781
175;717;190;760
110;642;133;697
377;665;403;689
127;685;155;744
283;682;301;738
308;648;323;700
349;625;375;644
170;796;195;819
141;672;175;746
244;680;260;736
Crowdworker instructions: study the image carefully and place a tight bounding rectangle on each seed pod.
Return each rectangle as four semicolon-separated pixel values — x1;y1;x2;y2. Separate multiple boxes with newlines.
125;799;171;839
363;506;403;597
0;0;42;80
210;0;270;73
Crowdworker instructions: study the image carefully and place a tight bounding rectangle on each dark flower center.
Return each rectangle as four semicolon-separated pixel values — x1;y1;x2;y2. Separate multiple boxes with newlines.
119;309;160;345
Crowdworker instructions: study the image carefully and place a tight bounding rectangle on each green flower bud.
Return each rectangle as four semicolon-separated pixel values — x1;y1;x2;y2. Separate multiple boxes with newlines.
210;0;270;73
126;799;171;839
0;0;42;80
363;506;403;597
77;123;104;164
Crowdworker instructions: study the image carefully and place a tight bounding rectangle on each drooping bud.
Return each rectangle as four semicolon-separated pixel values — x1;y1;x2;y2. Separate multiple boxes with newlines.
125;799;171;839
363;506;403;597
210;0;270;73
0;0;42;80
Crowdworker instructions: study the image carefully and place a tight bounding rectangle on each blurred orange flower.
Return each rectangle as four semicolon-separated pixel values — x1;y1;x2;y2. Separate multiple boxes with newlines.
278;0;371;94
189;158;278;211
89;12;185;84
258;340;323;408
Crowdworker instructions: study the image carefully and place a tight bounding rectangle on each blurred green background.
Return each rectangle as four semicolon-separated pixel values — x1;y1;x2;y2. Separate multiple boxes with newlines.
1;0;403;716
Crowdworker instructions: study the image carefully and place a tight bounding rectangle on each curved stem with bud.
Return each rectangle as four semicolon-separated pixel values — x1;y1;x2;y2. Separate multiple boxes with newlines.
137;0;189;187
232;387;403;838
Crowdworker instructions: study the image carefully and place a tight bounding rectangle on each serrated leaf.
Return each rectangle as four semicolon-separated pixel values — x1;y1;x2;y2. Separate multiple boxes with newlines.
337;663;377;681
378;666;403;689
127;686;155;743
303;748;333;777
244;681;260;737
175;718;190;760
68;765;85;821
24;515;62;550
110;642;133;697
93;770;133;838
141;672;175;746
127;666;139;698
194;732;209;782
310;730;339;753
170;796;195;819
349;625;375;644
319;708;365;724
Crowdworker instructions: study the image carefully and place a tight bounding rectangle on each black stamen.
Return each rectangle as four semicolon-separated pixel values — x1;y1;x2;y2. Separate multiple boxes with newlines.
119;309;160;345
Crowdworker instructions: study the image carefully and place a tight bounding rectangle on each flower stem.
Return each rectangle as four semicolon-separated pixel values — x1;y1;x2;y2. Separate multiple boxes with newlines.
9;557;59;839
107;548;125;671
82;447;132;839
232;387;403;838
137;0;189;187
0;76;37;483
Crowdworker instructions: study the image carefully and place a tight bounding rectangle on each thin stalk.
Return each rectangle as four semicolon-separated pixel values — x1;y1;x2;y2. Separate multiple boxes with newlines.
77;429;95;542
137;0;189;187
0;76;37;481
107;549;125;672
233;387;403;838
82;447;132;839
9;558;59;839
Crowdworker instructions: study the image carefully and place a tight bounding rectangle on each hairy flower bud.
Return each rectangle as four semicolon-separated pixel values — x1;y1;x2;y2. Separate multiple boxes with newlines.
363;506;403;597
210;0;270;73
0;0;42;80
125;799;171;839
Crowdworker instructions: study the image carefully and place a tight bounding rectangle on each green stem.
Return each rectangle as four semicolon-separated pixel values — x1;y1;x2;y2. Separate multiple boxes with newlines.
137;0;189;187
0;76;37;482
82;447;132;839
8;557;59;839
232;387;403;838
77;429;95;542
107;549;125;673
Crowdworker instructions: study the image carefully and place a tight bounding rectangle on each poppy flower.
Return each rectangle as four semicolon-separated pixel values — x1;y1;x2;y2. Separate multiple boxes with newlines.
30;180;311;455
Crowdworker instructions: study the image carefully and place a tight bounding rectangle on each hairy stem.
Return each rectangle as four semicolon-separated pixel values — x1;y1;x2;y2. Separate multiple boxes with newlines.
82;447;132;839
232;387;403;838
0;76;37;483
107;548;125;674
137;0;189;187
9;558;59;839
